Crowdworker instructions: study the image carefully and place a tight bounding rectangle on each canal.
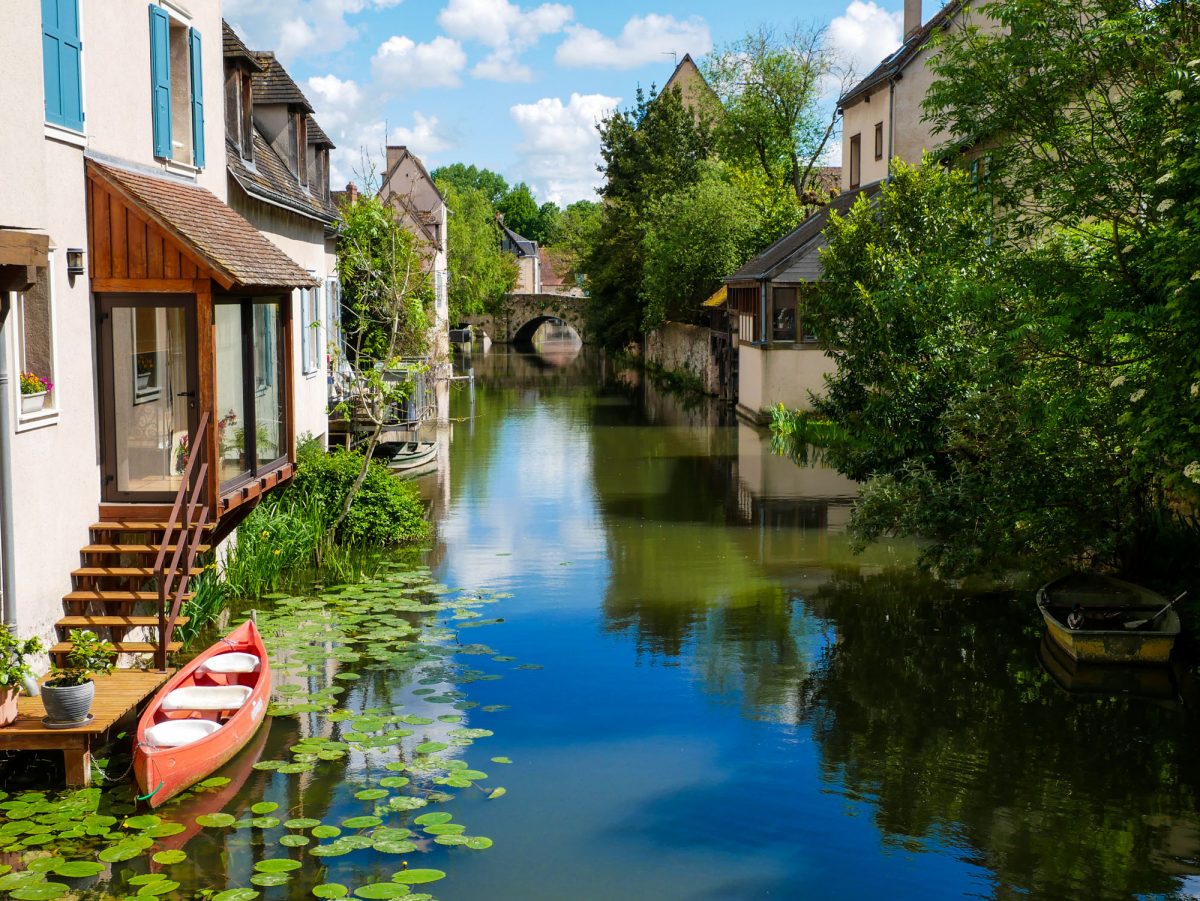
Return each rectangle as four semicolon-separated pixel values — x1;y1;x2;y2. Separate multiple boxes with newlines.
6;344;1200;900
415;346;1200;900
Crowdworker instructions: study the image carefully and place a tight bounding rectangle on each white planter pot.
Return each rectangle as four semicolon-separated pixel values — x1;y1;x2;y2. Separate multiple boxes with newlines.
20;392;46;415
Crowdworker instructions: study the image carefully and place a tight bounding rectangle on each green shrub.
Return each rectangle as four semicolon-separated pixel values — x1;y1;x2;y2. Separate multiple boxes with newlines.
224;502;324;598
286;444;429;547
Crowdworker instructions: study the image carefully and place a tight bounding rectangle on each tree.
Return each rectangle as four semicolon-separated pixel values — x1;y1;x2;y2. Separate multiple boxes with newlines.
429;163;509;207
582;86;714;349
546;199;601;287
496;182;541;240
704;25;845;206
640;163;775;331
437;178;518;322
533;201;562;246
333;193;432;535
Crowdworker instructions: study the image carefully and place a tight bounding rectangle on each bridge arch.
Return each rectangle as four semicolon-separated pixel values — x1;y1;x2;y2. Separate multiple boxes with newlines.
512;315;579;345
461;293;588;344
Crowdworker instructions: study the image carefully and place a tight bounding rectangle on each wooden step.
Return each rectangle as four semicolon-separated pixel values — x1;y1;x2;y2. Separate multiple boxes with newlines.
64;590;194;604
51;641;182;656
72;566;204;579
56;615;190;629
90;521;212;533
81;544;211;555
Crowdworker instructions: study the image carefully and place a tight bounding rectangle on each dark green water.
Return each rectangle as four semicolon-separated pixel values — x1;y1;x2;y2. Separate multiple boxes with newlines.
8;345;1200;900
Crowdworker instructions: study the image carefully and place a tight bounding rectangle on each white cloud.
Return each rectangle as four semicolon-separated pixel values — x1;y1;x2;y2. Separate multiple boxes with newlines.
389;113;455;157
827;1;903;82
555;14;711;70
372;35;468;88
509;92;619;205
224;0;403;62
438;0;573;83
306;74;456;186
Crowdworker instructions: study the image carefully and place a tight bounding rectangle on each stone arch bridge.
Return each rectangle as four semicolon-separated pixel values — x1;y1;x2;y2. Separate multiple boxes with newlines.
461;293;587;344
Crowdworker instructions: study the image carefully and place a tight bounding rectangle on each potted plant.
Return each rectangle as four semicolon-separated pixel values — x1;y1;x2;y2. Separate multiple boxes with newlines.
0;627;43;727
42;630;115;725
136;353;154;390
19;371;52;415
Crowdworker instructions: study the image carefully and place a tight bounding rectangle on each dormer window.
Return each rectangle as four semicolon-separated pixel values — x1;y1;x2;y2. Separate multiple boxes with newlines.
240;71;253;161
223;65;254;162
296;113;308;186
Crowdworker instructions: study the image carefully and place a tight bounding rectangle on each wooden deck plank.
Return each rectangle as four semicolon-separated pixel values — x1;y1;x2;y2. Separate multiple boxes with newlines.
0;669;172;740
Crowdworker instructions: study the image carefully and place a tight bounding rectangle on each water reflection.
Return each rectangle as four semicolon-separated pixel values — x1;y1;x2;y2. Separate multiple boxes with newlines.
425;346;1200;900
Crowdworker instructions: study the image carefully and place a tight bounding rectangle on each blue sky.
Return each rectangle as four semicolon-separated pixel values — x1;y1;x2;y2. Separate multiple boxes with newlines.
223;0;912;205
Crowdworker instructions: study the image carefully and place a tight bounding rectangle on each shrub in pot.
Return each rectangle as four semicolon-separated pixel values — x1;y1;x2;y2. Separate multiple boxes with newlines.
0;626;43;727
42;630;115;725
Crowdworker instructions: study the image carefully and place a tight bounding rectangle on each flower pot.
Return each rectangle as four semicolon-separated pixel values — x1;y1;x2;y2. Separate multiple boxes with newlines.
20;392;46;415
42;680;94;725
137;373;152;390
0;687;18;727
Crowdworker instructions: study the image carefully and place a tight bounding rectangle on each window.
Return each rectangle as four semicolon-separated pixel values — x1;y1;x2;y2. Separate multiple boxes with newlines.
849;134;861;189
874;122;884;161
326;278;343;373
772;287;798;343
16;255;58;423
296;115;308;186
223;67;253;162
300;284;321;375
149;4;205;168
42;0;84;132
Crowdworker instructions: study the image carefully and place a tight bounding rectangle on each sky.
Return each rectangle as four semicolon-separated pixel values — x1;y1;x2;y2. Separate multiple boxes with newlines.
223;0;913;206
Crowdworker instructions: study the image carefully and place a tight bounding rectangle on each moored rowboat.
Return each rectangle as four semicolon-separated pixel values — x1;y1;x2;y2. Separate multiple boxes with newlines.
1037;573;1180;665
134;619;271;807
377;440;439;473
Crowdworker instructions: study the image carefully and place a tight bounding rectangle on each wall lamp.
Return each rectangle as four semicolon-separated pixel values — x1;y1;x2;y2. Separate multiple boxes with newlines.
66;248;86;277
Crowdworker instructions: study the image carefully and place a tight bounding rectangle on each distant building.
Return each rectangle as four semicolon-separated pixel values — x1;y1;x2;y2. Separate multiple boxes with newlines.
660;53;720;120
539;248;583;299
498;220;540;294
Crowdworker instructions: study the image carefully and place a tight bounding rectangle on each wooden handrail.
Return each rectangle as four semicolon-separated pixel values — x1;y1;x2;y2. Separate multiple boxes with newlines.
155;412;211;671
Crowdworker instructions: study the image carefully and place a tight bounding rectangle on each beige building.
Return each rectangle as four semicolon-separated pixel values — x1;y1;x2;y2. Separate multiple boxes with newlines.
0;0;335;670
499;222;540;294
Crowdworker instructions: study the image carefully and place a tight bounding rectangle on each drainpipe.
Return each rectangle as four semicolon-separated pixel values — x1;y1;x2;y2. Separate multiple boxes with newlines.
887;78;897;177
0;297;16;629
759;281;768;345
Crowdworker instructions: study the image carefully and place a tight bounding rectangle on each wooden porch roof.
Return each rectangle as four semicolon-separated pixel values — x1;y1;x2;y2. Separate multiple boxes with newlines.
86;160;316;290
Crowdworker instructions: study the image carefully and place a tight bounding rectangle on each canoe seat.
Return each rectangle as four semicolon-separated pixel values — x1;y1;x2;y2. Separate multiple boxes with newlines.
199;652;261;674
161;685;252;712
144;718;222;749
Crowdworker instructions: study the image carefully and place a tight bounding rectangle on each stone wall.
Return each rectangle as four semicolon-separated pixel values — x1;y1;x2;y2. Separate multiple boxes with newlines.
462;293;588;343
645;321;720;396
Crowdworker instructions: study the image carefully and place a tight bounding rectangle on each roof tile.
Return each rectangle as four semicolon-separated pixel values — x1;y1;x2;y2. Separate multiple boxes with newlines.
251;52;313;111
88;160;317;289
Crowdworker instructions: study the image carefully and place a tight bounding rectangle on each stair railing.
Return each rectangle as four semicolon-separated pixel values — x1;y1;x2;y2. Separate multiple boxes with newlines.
154;412;211;671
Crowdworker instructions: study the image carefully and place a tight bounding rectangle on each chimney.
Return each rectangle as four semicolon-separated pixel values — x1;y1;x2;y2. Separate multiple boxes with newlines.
905;0;922;40
386;146;406;173
345;182;358;204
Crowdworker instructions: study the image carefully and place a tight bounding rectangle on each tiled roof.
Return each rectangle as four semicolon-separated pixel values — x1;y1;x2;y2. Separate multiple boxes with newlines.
222;21;262;70
88;160;317;289
306;116;334;148
499;223;536;257
227;131;338;223
251;52;313;111
838;0;965;108
726;181;882;283
539;247;568;286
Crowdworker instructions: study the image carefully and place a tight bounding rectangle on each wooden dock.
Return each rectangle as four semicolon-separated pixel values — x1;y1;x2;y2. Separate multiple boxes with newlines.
0;669;172;786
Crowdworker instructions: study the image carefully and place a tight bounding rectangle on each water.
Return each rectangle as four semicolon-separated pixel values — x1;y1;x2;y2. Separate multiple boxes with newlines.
10;343;1200;900
415;345;1200;900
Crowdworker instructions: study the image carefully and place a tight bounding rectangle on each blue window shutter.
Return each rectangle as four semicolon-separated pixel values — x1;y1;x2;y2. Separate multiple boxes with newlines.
189;27;205;169
42;0;84;131
149;4;172;159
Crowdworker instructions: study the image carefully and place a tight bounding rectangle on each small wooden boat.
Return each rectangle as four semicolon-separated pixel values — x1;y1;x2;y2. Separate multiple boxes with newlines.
1037;573;1181;665
377;440;439;473
134;619;271;807
1037;634;1177;702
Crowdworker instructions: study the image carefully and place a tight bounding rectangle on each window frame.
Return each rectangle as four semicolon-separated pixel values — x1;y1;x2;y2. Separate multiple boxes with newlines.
42;0;86;134
13;250;61;431
874;122;884;161
300;282;322;377
849;133;862;189
150;3;205;170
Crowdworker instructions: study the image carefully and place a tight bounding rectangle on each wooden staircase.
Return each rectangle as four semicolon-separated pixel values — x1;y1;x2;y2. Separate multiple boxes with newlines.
53;414;214;671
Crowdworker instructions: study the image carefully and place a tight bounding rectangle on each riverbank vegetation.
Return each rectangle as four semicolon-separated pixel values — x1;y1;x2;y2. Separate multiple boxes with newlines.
773;0;1200;580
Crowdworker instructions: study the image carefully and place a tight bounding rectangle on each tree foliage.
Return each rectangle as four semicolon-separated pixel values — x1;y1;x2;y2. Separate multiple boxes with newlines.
437;178;517;322
771;0;1200;579
704;24;843;205
429;163;509;207
582;86;714;349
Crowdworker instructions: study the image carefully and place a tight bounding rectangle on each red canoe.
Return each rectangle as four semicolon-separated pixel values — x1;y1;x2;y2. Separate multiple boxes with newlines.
134;619;271;808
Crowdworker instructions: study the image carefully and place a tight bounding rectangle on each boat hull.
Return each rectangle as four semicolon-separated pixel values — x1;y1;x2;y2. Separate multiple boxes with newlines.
134;619;271;807
1038;574;1179;665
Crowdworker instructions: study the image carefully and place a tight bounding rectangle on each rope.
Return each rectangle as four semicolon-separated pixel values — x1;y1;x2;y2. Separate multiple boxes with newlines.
137;780;164;802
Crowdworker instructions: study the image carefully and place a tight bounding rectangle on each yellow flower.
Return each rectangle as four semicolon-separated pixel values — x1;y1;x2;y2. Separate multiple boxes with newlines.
273;549;282;555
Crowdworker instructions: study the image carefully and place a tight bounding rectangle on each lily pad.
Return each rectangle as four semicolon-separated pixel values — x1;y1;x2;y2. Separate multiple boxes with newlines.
251;873;292;887
488;787;507;800
466;836;494;850
151;850;187;865
354;789;389;801
196;813;237;828
10;884;69;901
354;884;411;899
123;815;161;831
137;880;181;896
391;869;446;885
413;812;452;826
98;843;144;863
312;825;341;839
309;843;352;858
251;802;279;815
313;885;349;898
280;834;310;847
212;890;259;901
342;816;382;829
199;777;232;788
255;859;302;873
